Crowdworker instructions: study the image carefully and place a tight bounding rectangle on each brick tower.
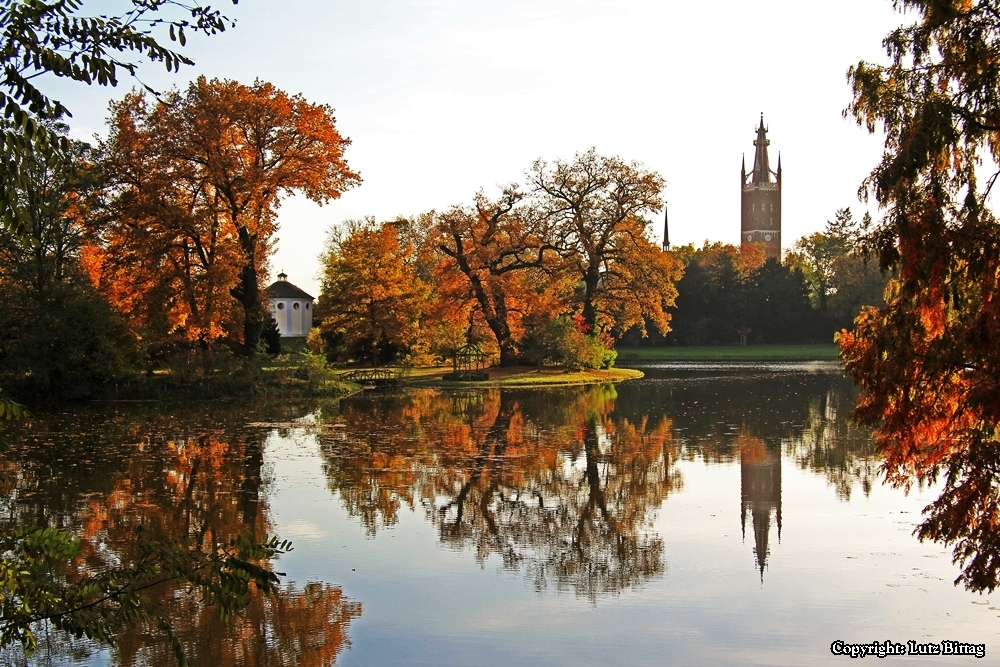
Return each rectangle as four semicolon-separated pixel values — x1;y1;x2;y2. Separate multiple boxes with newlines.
741;114;782;259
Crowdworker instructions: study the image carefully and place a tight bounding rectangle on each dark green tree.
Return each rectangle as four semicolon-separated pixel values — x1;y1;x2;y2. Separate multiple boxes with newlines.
0;121;140;397
744;258;817;344
261;314;283;357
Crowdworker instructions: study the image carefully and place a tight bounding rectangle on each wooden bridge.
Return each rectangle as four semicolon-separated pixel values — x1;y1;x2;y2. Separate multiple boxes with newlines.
340;368;400;389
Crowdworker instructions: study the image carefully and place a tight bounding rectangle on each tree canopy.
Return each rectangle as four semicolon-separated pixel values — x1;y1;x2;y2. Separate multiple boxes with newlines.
318;218;428;364
316;151;682;368
95;77;359;355
528;150;677;334
841;0;1000;592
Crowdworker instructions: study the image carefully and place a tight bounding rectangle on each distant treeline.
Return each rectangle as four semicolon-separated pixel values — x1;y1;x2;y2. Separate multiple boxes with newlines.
619;209;890;347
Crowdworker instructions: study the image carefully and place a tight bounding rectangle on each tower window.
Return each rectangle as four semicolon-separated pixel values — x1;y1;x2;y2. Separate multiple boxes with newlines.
293;302;300;310
277;303;285;310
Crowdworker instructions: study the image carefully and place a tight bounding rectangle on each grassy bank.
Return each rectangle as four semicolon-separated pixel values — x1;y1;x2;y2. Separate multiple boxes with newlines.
615;344;841;362
357;365;644;388
9;355;646;406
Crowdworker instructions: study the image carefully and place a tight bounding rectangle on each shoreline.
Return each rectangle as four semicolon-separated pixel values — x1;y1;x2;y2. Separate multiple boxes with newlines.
399;366;644;388
615;344;840;362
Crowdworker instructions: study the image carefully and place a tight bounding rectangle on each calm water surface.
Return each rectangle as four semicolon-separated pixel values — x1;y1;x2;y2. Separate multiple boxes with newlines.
3;364;998;665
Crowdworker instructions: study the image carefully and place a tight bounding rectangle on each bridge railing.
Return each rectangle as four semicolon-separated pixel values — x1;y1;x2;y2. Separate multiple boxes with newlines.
340;368;401;384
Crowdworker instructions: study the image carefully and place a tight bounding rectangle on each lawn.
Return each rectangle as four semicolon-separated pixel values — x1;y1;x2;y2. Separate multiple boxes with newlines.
614;344;841;362
341;365;644;388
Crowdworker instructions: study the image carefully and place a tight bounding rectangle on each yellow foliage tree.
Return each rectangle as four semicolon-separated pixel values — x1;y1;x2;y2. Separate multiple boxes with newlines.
318;219;428;364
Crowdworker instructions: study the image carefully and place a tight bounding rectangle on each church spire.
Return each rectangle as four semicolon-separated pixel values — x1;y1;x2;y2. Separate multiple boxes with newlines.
751;113;771;185
662;203;670;251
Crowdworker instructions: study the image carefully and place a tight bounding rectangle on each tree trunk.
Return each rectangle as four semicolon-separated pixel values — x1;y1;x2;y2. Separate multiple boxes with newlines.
498;339;520;367
582;268;601;332
231;227;264;357
444;243;520;366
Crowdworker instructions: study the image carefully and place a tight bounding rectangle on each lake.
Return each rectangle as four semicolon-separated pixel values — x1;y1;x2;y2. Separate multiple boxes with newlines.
2;362;997;666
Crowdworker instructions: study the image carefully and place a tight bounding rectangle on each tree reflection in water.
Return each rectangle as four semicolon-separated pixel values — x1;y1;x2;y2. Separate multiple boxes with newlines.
115;582;361;667
789;388;877;501
0;405;361;666
320;385;682;600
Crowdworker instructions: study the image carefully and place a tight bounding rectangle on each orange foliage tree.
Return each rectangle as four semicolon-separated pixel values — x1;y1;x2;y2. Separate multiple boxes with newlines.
433;188;559;366
333;153;680;367
96;92;241;350
96;77;359;354
393;213;479;361
529;149;682;336
840;0;1000;591
317;218;428;364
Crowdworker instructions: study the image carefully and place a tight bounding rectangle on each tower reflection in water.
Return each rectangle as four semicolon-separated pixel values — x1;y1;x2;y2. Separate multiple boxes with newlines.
739;434;782;579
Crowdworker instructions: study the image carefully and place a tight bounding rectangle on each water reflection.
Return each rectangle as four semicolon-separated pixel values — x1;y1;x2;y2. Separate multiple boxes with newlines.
0;403;361;666
115;582;361;667
602;369;873;578
319;371;876;590
320;386;681;600
739;436;781;577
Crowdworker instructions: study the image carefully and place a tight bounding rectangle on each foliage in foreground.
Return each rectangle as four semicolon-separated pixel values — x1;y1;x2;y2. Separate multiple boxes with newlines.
0;525;291;665
841;0;1000;592
0;0;236;238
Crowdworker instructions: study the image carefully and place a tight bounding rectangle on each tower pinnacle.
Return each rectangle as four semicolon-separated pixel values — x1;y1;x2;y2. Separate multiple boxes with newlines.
751;114;772;184
662;203;670;251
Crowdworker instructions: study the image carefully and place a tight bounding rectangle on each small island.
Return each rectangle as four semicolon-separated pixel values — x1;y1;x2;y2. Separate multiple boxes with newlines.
393;365;643;389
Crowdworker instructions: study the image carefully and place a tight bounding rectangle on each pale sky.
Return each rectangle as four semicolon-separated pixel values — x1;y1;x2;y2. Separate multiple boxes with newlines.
54;0;906;297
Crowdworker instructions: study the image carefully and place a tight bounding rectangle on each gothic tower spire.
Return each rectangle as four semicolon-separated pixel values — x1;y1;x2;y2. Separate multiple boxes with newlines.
740;114;782;259
751;113;772;184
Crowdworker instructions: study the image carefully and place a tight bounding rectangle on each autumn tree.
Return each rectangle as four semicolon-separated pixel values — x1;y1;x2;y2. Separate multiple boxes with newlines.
95;92;242;353
388;213;474;362
528;149;682;336
434;188;558;366
98;78;359;356
318;218;428;364
840;0;1000;591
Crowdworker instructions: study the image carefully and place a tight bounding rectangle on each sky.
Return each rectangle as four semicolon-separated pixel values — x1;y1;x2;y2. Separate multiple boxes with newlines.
53;0;907;297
